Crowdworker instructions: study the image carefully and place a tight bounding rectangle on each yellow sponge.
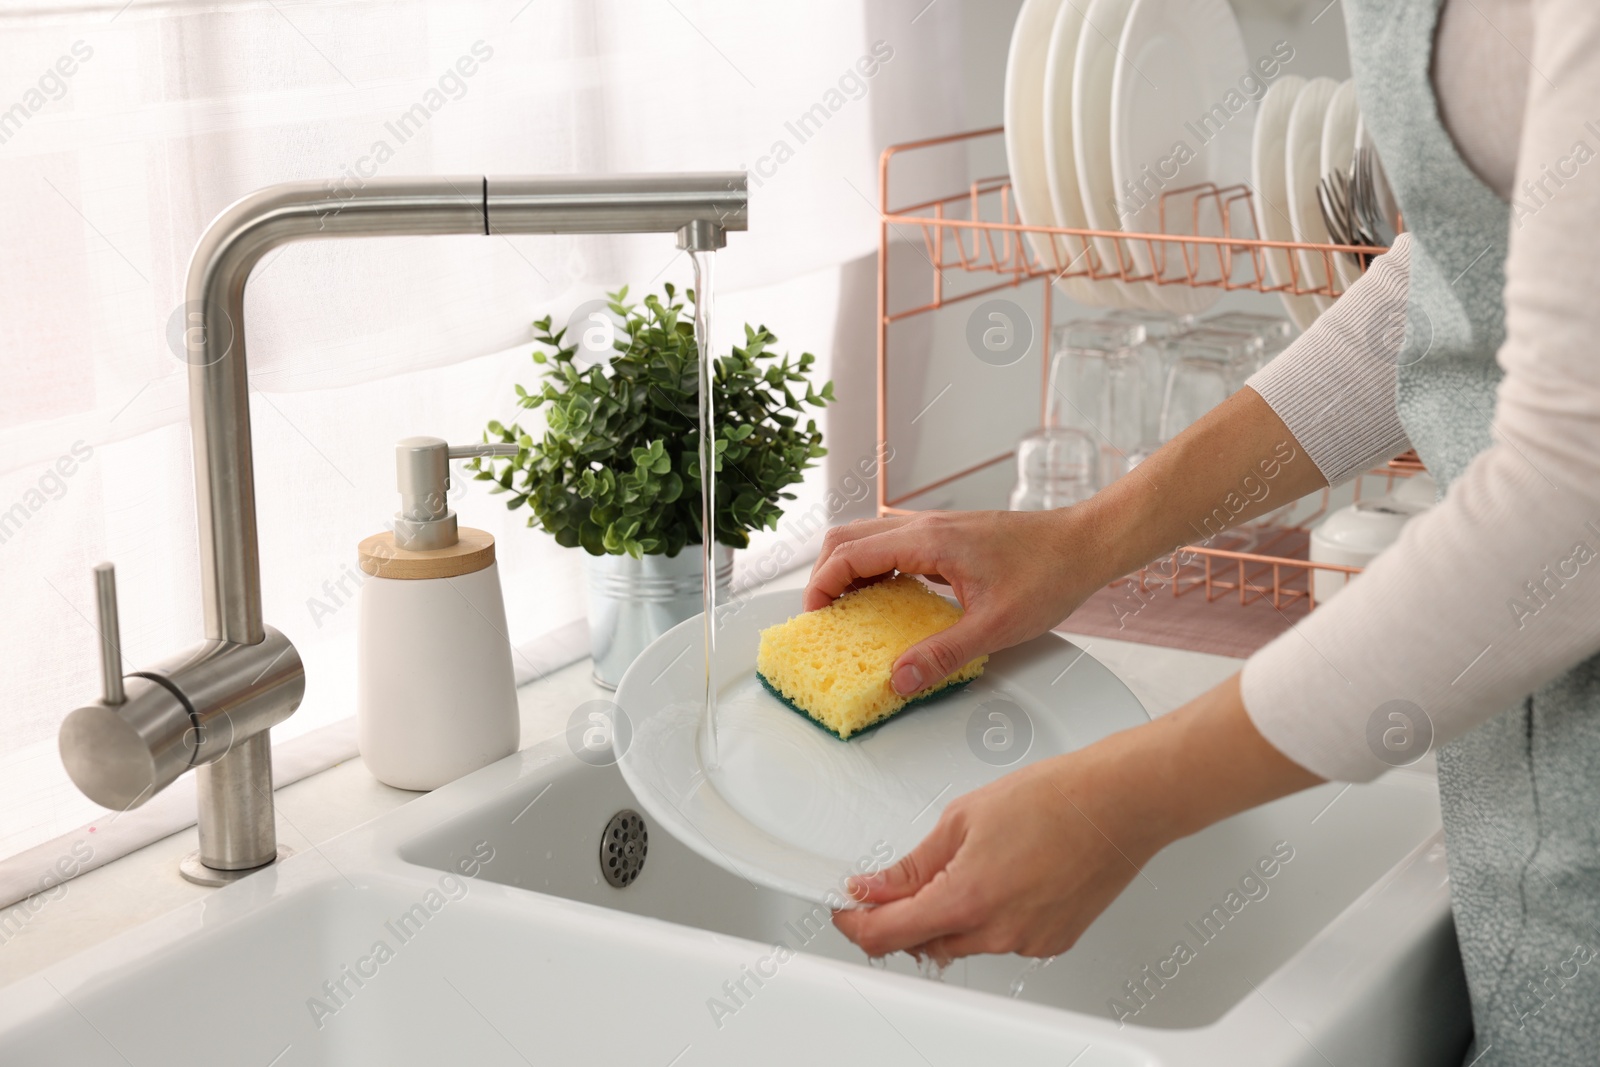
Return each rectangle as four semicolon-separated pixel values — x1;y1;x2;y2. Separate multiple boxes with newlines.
755;575;987;740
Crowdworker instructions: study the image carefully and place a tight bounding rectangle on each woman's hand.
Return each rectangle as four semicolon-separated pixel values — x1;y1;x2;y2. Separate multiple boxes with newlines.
832;676;1324;961
834;749;1160;960
805;510;1104;695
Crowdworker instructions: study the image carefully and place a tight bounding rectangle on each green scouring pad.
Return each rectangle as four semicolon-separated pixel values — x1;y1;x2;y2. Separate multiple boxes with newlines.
756;669;977;740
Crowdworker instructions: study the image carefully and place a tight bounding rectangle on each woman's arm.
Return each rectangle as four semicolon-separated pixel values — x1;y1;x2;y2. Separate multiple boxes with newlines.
1240;5;1600;782
806;387;1327;694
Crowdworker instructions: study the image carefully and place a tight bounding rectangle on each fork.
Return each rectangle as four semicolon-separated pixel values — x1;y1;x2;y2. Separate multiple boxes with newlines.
1317;169;1371;269
1352;146;1399;247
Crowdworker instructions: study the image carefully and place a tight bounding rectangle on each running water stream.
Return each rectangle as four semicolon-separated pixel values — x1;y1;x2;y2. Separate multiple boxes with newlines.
690;250;719;768
1009;954;1057;998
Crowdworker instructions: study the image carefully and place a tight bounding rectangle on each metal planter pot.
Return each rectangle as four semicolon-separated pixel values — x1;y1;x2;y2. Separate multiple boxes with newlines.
585;545;734;689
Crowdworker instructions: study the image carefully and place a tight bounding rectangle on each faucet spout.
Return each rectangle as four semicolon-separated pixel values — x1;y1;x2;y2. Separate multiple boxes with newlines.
60;172;748;884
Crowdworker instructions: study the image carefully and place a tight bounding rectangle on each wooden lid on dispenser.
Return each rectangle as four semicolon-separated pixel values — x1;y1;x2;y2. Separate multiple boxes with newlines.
358;527;496;580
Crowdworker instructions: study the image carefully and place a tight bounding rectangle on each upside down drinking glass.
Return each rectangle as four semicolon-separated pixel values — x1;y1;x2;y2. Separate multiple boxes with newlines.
1048;321;1147;486
1008;425;1098;511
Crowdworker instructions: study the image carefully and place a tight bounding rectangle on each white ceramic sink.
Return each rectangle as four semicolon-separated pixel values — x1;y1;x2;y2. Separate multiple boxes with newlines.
0;720;1469;1065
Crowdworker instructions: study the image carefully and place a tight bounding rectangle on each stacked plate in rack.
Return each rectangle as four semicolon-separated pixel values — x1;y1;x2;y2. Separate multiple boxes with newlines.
1004;0;1253;314
1251;76;1367;329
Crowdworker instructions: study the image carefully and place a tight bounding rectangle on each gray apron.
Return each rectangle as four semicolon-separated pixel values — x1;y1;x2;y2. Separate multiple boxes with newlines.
1345;2;1600;1063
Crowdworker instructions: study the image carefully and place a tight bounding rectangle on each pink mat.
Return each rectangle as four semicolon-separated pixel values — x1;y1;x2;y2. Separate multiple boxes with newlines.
1060;531;1316;659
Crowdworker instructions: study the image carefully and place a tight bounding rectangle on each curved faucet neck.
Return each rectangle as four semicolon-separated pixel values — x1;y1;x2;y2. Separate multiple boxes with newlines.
181;173;748;646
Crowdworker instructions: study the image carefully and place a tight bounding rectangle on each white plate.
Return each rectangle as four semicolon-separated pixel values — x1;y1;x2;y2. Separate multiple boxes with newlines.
613;589;1150;905
1251;75;1319;330
1319;79;1362;292
1110;0;1250;316
1284;76;1340;316
1040;0;1127;308
1007;0;1104;307
1072;0;1160;310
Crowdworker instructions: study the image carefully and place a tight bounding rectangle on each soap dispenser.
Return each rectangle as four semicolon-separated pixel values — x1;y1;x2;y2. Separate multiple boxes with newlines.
357;436;521;790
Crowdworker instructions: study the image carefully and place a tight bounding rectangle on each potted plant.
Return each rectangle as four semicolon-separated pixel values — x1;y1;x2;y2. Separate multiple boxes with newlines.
472;284;832;687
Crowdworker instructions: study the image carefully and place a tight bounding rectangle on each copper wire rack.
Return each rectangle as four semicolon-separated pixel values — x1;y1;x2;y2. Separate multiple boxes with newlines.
874;126;1410;613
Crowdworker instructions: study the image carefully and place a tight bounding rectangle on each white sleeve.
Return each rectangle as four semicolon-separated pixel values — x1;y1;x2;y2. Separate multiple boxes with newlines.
1245;233;1414;486
1241;0;1600;782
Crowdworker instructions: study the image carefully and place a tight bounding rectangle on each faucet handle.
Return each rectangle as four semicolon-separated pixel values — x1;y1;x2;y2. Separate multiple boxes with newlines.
93;563;126;706
60;560;194;812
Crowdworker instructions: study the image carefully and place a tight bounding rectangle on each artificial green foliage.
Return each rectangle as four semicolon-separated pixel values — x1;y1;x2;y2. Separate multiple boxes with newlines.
471;284;832;558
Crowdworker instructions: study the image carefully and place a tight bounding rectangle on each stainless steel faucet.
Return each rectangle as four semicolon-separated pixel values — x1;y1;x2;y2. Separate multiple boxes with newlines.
59;174;748;885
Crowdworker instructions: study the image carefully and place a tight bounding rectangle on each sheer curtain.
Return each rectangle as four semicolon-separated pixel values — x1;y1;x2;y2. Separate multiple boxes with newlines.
0;0;966;874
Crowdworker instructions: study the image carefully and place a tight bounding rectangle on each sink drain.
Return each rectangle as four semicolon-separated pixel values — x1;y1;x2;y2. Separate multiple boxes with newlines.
600;809;648;888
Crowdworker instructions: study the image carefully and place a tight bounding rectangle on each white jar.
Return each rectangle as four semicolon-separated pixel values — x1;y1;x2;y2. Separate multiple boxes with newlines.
356;527;519;790
1309;501;1413;603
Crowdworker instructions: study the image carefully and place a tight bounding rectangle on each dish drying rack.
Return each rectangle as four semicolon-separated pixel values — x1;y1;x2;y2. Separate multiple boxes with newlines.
874;126;1413;615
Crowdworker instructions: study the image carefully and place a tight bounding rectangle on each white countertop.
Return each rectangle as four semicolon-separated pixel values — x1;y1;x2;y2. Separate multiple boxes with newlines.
0;566;1242;989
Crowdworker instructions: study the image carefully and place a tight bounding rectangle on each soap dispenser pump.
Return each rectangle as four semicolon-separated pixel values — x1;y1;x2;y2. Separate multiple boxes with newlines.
357;436;521;790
